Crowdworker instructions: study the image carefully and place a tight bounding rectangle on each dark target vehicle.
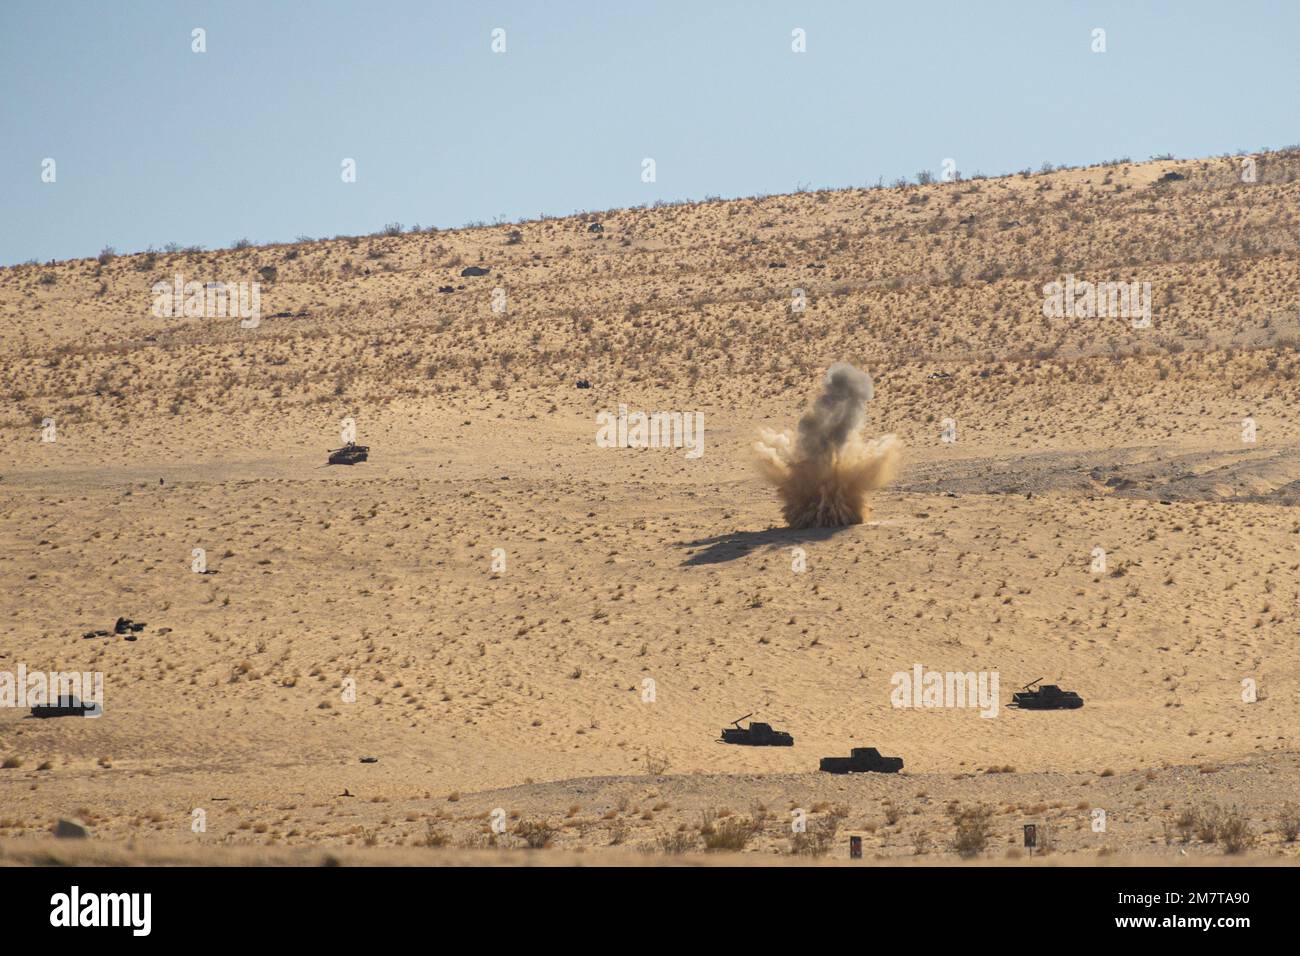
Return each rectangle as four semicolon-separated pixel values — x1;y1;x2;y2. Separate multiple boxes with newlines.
719;713;794;746
1010;678;1084;710
819;747;904;774
328;442;369;466
31;694;100;718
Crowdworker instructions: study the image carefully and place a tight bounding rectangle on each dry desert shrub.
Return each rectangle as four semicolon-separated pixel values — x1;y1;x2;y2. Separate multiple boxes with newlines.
607;819;629;846
790;805;848;857
1277;804;1300;843
642;750;671;775
1173;805;1256;852
514;819;556;849
654;828;698;854
1194;805;1224;844
703;816;760;852
911;829;931;855
422;821;450;848
949;804;994;858
790;820;838;857
697;807;765;851
458;831;498;850
1217;810;1256;855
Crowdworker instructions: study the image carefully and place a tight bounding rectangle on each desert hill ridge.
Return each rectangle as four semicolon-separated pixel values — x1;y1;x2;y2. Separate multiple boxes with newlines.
1;149;1298;860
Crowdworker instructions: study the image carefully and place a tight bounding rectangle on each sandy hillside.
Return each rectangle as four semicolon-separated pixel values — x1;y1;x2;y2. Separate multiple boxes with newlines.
1;152;1299;863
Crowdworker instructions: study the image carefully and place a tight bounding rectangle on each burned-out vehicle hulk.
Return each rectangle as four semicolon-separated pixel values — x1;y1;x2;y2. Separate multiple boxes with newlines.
719;713;794;746
328;442;369;466
1010;678;1084;710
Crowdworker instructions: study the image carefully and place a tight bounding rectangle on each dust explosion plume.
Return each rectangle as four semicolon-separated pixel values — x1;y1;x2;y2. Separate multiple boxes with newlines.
753;363;902;528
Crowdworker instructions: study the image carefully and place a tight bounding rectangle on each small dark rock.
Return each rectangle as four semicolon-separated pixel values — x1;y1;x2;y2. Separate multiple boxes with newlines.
54;819;90;839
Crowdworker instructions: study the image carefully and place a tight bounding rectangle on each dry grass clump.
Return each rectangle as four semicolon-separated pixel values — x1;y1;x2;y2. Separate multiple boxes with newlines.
1194;805;1224;843
514;819;557;849
699;809;762;851
1172;807;1199;844
949;804;994;858
1170;805;1256;853
790;806;849;857
1217;809;1256;855
1277;804;1300;843
654;828;698;854
422;821;450;848
642;751;671;775
607;819;630;846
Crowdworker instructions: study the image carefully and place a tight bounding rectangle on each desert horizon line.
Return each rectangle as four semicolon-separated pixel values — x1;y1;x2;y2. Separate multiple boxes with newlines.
8;144;1296;271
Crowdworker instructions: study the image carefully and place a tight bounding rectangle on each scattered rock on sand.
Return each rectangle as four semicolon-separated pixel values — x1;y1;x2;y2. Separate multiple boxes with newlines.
53;819;89;839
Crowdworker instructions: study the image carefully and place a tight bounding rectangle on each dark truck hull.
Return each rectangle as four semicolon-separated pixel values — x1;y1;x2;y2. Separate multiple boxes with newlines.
31;696;99;718
720;730;793;746
819;755;903;774
1011;694;1083;710
328;445;369;465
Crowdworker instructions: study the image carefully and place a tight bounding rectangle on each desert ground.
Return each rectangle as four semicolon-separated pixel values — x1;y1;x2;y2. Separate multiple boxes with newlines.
1;151;1298;863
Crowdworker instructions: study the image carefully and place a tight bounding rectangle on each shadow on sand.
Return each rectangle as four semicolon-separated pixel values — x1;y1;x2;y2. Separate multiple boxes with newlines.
676;524;853;566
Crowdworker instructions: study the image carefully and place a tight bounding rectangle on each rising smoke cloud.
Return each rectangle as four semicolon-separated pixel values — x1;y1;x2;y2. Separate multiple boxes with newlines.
753;363;902;528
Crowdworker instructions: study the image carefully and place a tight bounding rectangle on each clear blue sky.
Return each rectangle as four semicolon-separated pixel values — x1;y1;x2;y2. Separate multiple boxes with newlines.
2;0;1296;265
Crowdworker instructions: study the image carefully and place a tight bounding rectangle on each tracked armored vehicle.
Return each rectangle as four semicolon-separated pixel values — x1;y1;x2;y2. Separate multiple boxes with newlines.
328;442;369;466
719;713;794;746
1010;678;1084;710
819;747;903;774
